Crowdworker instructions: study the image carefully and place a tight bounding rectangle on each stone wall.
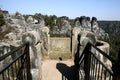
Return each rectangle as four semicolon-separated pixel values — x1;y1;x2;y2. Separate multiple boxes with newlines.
50;37;71;54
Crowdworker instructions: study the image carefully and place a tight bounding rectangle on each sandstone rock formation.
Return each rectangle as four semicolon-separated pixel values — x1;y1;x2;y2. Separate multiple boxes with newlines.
72;27;81;54
72;28;97;55
60;19;71;36
22;31;41;80
0;12;45;80
39;26;50;55
74;16;108;39
0;11;45;46
6;12;26;40
78;31;97;47
26;16;45;31
51;17;71;37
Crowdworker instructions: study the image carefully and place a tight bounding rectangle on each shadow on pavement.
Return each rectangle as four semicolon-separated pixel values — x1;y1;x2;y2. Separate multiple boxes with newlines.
56;63;79;80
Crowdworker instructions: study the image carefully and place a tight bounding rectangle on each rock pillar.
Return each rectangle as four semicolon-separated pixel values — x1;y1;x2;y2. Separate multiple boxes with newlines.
22;31;41;80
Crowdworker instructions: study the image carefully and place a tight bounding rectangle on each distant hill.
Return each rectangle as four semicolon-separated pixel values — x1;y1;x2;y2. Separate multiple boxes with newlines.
98;21;120;37
98;21;120;60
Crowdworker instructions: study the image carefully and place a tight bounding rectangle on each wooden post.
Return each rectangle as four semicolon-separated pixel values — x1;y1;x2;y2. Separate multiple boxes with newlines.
84;42;91;80
25;43;32;80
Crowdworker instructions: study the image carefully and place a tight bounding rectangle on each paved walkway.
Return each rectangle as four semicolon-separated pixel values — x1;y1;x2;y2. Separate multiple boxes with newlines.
41;59;78;80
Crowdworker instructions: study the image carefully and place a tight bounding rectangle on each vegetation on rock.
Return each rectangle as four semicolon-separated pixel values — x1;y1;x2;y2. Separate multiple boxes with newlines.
0;12;5;26
98;21;120;60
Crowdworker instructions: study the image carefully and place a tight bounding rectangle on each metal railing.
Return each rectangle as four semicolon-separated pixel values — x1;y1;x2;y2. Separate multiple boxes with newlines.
0;43;32;80
74;42;120;80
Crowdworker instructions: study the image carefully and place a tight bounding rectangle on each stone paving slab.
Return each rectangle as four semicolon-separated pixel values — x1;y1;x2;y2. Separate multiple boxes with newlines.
41;59;78;80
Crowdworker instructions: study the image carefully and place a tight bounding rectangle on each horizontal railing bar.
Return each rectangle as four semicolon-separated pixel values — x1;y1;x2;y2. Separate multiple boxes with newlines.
89;42;117;65
0;50;26;74
0;44;25;61
90;52;113;75
35;41;41;45
78;53;84;64
79;55;84;66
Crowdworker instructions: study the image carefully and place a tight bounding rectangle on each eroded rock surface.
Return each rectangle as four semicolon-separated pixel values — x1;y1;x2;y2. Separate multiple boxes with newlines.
75;16;108;39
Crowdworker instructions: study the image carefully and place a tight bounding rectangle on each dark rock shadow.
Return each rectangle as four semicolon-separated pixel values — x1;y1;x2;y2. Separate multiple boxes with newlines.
56;63;79;80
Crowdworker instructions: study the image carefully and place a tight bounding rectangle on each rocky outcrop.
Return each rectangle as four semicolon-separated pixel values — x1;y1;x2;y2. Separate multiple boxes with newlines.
72;27;81;55
72;28;97;55
0;12;46;48
5;12;27;40
60;19;71;36
51;18;71;37
0;12;45;80
0;42;10;57
26;16;45;31
39;26;50;55
74;16;108;39
78;31;97;46
22;31;41;80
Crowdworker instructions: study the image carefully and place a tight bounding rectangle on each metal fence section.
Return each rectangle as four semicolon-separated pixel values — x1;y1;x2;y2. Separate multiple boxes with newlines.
0;43;32;80
75;42;120;80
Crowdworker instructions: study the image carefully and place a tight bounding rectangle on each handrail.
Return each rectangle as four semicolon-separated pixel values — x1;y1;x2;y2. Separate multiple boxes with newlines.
0;43;32;80
0;44;25;61
75;42;120;80
90;43;117;65
0;50;25;74
90;52;113;74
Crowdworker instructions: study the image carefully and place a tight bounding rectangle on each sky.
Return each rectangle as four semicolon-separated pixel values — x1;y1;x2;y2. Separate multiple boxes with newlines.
0;0;120;20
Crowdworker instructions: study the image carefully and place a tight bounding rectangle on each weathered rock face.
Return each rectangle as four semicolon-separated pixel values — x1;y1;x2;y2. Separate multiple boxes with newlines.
60;20;71;36
78;31;97;46
22;31;41;80
6;12;27;40
80;16;87;28
39;26;50;55
0;12;27;42
72;28;97;55
0;12;46;42
75;18;81;27
77;31;97;56
52;26;60;35
26;16;45;31
86;17;91;30
0;43;10;56
5;32;17;41
27;16;34;23
74;16;108;39
0;12;45;80
51;18;71;37
72;27;81;54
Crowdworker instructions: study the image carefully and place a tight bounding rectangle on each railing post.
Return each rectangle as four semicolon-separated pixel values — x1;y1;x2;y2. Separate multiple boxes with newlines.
74;34;81;66
84;43;92;80
25;43;32;80
112;49;120;80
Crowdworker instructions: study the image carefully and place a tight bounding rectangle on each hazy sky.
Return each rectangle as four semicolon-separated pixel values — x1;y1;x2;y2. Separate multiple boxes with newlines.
0;0;120;20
